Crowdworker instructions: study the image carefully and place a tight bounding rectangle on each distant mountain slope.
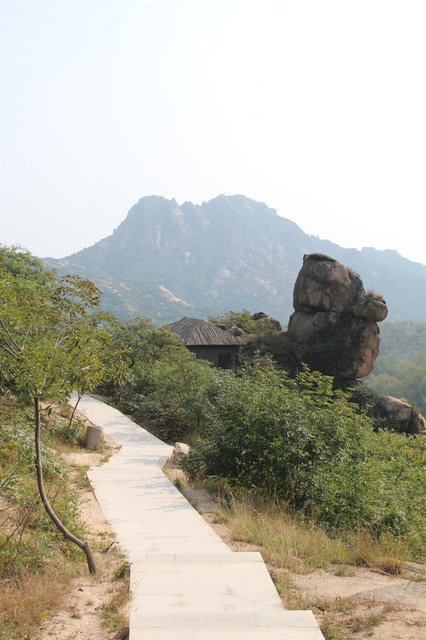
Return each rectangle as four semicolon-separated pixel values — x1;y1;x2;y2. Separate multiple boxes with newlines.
45;195;426;323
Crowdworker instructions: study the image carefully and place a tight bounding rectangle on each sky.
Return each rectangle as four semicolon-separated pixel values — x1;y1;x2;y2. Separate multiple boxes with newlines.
0;0;425;264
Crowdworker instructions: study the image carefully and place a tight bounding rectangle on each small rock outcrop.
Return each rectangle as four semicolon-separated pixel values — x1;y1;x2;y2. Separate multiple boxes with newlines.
174;442;190;457
287;253;388;379
380;396;426;435
381;396;413;423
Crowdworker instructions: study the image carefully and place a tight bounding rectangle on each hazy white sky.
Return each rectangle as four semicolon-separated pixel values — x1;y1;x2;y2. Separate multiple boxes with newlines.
1;0;425;264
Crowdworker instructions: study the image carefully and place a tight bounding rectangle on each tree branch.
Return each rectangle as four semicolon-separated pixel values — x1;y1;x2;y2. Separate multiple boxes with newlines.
34;394;96;574
0;317;23;354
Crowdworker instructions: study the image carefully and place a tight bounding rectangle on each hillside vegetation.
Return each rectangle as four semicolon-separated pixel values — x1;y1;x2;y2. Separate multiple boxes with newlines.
104;318;425;561
1;246;424;640
0;246;130;637
367;321;426;415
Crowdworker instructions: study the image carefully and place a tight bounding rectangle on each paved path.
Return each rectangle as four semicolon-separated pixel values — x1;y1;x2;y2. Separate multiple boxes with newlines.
72;394;324;639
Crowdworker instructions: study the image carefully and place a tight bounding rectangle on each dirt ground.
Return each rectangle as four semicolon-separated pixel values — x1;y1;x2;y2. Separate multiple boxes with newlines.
39;434;130;640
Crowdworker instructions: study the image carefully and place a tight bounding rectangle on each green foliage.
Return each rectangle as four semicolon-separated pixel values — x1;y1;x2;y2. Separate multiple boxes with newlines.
0;399;86;580
0;245;128;576
209;310;258;333
98;313;425;554
209;310;296;369
213;310;425;433
185;363;425;556
0;246;129;403
104;318;221;443
344;384;421;434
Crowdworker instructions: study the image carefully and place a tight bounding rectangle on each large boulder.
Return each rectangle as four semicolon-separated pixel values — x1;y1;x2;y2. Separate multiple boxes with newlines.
293;253;364;314
287;254;388;379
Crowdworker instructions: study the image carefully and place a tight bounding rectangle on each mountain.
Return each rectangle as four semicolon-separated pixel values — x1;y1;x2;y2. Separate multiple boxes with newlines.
45;195;426;324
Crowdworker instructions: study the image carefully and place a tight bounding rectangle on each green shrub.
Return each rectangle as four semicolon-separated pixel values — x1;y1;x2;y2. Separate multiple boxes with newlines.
0;413;85;581
104;318;222;443
186;363;425;556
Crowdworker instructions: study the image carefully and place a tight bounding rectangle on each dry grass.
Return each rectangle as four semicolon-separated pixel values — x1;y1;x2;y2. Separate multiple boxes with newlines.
268;568;403;639
365;289;385;302
213;496;419;639
348;530;405;574
217;497;348;571
217;496;408;574
0;565;73;639
320;599;397;639
0;398;115;639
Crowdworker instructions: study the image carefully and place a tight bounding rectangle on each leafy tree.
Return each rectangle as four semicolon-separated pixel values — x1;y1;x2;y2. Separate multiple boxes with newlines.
0;246;128;573
209;310;258;333
103;317;221;443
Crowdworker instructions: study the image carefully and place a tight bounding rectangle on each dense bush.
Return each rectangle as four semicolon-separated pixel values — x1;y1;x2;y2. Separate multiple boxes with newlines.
186;363;425;555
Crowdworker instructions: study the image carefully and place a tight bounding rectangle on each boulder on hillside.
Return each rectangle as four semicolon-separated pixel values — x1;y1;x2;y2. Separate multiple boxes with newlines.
228;325;245;337
287;254;388;379
174;442;190;457
380;396;426;435
382;396;413;423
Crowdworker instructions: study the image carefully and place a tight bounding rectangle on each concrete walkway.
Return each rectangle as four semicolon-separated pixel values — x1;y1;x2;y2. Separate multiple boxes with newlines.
72;394;324;639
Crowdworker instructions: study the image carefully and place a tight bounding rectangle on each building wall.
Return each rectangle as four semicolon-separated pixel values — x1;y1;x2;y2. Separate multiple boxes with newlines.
188;345;239;369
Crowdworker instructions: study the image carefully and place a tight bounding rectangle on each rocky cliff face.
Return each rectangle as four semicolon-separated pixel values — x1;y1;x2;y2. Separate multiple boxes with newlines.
287;253;388;379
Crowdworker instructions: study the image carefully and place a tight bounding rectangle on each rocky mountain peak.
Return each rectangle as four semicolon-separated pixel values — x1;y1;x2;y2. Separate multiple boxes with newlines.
45;195;425;324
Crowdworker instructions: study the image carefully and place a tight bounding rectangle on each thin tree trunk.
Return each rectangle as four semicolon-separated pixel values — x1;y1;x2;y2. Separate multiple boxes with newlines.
34;394;96;574
68;392;83;429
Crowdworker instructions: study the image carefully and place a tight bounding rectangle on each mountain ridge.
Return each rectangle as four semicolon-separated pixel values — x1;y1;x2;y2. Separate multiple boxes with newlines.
45;195;426;324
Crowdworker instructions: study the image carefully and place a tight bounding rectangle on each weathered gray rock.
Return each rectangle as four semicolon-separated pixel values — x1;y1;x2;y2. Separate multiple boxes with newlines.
288;310;340;344
252;312;283;332
288;253;387;379
85;424;104;450
418;414;426;436
340;318;381;378
379;396;425;435
293;253;364;314
382;396;413;423
353;294;388;322
174;442;190;457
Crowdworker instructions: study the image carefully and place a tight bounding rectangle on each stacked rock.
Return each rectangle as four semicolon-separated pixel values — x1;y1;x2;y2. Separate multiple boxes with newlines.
287;253;388;379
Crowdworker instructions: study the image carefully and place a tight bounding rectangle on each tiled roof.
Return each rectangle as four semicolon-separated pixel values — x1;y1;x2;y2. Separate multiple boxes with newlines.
167;317;241;346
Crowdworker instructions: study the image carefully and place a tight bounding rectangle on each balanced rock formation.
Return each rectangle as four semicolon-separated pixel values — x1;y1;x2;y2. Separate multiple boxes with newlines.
287;253;388;379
